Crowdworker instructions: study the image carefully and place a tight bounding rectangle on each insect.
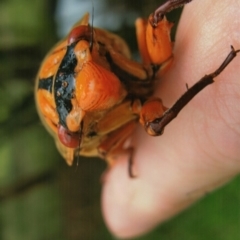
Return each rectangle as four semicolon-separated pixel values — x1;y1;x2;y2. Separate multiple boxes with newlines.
35;0;239;176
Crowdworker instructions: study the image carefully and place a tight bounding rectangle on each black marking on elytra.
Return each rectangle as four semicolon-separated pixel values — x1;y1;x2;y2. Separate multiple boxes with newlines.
38;76;53;93
54;44;77;128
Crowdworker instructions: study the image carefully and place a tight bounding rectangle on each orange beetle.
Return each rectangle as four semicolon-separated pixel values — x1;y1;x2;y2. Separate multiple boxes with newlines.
35;0;239;175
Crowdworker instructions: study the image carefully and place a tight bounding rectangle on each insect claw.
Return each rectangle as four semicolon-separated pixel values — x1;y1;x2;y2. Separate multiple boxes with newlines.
211;46;240;78
151;0;193;26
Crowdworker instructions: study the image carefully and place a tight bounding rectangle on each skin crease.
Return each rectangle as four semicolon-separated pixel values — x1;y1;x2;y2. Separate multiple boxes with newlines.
102;0;240;238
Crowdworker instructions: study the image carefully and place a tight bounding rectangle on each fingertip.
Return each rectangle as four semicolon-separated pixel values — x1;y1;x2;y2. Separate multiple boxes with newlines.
101;155;136;238
101;154;157;238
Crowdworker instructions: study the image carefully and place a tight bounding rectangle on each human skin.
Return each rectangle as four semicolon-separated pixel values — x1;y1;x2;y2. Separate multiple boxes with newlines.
102;0;240;239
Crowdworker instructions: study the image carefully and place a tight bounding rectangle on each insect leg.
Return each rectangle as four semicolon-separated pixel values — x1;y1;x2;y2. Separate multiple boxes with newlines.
143;46;240;136
98;120;137;177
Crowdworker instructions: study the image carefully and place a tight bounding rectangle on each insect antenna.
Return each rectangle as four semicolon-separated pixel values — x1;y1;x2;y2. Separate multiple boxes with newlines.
89;3;94;52
75;121;84;171
75;137;81;171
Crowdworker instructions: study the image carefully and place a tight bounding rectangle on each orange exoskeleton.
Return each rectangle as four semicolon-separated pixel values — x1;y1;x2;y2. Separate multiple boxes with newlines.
35;0;239;176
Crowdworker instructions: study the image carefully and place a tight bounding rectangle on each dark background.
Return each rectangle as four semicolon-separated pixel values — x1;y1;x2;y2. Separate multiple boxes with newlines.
0;0;239;239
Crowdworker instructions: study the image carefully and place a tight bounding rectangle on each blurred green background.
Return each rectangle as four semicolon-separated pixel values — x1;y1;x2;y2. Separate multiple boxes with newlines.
0;0;239;239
